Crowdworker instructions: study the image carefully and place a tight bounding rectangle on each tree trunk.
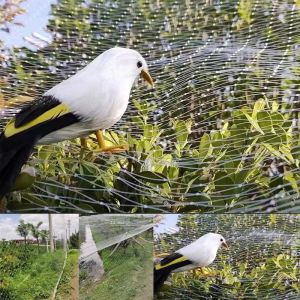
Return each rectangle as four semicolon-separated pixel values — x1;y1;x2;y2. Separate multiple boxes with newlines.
49;214;54;253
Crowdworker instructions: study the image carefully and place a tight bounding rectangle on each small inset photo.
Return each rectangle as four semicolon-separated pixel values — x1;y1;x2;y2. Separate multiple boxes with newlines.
154;214;300;300
0;214;79;300
79;214;154;300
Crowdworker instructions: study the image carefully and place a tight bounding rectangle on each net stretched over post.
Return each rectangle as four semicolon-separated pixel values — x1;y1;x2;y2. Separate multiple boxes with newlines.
79;224;104;284
79;214;154;299
154;214;300;300
0;0;300;213
80;214;154;255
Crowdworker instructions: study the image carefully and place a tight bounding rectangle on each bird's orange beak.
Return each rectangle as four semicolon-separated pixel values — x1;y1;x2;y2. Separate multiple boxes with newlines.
141;69;154;87
222;241;229;249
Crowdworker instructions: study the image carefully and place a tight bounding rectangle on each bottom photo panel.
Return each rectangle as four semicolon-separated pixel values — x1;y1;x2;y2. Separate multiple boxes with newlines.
1;214;299;299
79;214;153;300
153;214;300;300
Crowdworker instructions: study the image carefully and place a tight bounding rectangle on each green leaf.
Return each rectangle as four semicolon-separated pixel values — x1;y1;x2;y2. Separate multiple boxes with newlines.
12;173;36;191
214;171;235;197
263;143;282;158
279;145;294;164
270;112;284;127
211;131;223;149
242;110;265;135
252;99;266;119
257;111;272;133
57;159;66;174
199;133;210;157
284;171;299;194
272;101;279;112
139;171;168;184
172;119;192;149
77;203;97;213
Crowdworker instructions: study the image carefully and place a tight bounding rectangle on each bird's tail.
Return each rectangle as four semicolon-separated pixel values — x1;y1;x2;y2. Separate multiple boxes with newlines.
0;134;36;200
154;267;172;294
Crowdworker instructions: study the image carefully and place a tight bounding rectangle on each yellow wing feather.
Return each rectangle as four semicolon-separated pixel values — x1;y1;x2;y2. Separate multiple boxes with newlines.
4;104;70;138
155;255;190;270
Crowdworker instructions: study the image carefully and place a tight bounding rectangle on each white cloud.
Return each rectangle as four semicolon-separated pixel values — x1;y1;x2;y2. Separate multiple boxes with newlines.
0;216;20;240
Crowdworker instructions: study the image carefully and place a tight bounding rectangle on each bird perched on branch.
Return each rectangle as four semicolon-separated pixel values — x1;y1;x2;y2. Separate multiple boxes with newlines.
0;47;154;199
154;233;228;294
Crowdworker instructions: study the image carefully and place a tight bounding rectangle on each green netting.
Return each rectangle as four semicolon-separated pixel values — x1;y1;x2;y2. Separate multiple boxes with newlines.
154;214;300;299
0;0;300;213
79;214;154;299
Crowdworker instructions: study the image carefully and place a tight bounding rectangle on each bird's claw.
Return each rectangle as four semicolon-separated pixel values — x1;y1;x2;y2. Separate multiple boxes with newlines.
94;144;129;154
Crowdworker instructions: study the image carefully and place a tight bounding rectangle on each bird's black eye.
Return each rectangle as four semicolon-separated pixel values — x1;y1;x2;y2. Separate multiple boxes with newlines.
220;238;223;242
137;61;143;68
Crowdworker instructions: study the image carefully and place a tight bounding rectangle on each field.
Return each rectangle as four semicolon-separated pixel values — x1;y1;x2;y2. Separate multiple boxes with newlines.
80;232;153;300
0;242;78;300
0;242;64;299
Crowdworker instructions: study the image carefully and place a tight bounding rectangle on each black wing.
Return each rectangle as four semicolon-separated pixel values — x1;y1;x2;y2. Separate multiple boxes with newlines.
1;95;80;149
160;252;186;266
15;95;62;127
157;252;193;272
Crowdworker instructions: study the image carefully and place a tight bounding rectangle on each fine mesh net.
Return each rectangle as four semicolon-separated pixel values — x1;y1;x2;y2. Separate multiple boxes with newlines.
79;214;154;299
154;214;300;300
0;0;300;213
79;223;104;284
79;214;154;256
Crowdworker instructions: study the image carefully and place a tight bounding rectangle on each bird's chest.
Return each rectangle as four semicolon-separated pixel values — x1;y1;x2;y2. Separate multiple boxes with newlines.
195;251;216;267
88;87;130;129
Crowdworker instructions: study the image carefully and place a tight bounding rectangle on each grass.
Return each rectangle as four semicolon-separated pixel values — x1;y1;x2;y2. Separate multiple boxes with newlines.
80;232;153;300
56;249;79;300
7;249;65;300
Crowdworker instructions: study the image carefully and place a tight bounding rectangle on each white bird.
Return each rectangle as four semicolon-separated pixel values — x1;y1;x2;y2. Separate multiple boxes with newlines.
154;233;228;293
0;47;154;199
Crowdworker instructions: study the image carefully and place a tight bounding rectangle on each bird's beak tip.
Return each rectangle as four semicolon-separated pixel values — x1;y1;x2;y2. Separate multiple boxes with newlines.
141;69;154;88
223;242;229;249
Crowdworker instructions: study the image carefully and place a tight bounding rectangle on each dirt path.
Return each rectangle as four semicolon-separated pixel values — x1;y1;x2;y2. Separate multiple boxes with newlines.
70;266;79;300
133;240;153;300
132;265;153;300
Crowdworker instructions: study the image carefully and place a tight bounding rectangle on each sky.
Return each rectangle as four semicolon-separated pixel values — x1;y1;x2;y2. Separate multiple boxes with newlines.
154;214;179;235
0;214;79;240
0;0;56;49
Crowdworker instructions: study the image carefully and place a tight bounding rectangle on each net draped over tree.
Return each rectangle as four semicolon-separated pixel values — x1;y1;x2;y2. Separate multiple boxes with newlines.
0;0;300;213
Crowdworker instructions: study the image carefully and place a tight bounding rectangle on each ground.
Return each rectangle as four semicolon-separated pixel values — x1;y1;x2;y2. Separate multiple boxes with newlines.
56;249;79;300
0;246;65;300
80;231;153;300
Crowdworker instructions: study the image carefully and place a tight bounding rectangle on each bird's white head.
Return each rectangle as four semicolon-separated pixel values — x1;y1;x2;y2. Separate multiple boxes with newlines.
89;47;154;87
202;232;229;250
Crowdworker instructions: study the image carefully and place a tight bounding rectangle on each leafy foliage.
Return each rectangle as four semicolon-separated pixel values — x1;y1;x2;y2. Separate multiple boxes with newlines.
6;97;299;213
0;242;64;300
69;231;79;249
